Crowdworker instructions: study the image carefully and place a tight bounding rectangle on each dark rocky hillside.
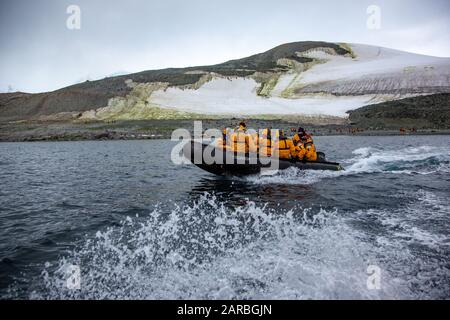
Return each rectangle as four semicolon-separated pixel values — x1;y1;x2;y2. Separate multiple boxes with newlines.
347;93;450;129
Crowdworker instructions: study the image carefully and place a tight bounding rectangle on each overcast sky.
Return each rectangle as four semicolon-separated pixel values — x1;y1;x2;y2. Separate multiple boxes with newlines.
1;0;449;93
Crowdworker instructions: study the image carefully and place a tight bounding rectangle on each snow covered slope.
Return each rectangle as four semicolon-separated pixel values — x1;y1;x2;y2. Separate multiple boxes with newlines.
144;44;449;118
294;44;450;96
149;77;373;116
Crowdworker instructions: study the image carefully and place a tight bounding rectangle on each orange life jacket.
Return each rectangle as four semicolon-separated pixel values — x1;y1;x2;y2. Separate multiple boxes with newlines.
259;135;272;157
231;130;250;153
295;143;307;160
274;138;295;159
216;133;229;150
304;140;317;161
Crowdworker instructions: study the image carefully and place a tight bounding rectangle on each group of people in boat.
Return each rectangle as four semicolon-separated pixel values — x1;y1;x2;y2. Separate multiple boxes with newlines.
216;122;318;161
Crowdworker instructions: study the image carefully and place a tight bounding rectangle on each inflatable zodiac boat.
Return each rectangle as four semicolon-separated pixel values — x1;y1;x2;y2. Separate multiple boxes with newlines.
183;140;344;176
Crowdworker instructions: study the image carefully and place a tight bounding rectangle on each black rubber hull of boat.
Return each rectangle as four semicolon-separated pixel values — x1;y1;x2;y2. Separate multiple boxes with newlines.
183;141;343;176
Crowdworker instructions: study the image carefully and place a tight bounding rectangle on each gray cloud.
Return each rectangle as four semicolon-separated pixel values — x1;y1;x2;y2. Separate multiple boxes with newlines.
1;0;449;93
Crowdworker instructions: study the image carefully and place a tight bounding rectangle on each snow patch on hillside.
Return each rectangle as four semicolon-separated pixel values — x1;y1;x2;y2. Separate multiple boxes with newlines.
150;77;383;117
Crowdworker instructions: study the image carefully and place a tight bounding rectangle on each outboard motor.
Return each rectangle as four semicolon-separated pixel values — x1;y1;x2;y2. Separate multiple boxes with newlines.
317;152;326;162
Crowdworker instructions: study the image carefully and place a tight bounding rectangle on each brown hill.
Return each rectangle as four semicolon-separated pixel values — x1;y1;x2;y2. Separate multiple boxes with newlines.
0;41;348;122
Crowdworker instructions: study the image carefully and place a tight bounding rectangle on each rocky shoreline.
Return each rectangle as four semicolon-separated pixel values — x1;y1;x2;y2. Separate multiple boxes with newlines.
1;119;449;142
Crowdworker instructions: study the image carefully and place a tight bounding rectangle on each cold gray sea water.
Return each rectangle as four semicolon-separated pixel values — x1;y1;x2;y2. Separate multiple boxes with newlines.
0;135;449;299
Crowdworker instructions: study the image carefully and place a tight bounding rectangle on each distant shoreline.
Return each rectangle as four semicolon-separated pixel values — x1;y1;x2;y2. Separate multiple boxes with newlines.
1;119;449;142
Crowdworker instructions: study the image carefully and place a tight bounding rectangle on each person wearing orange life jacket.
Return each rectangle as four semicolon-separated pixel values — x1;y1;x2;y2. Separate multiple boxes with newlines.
293;127;312;146
258;128;273;157
303;137;317;161
230;122;255;153
273;130;296;160
235;121;247;132
295;140;307;161
244;126;259;154
216;128;230;150
245;125;259;154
